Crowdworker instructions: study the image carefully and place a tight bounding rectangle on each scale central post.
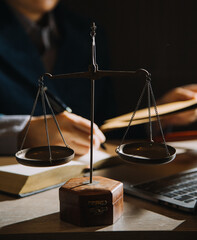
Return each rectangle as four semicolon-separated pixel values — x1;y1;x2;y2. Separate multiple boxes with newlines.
90;78;95;184
89;22;97;184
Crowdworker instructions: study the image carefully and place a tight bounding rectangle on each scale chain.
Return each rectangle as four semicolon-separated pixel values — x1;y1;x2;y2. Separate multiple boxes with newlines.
149;83;170;156
118;80;149;149
147;80;153;142
40;85;52;161
44;90;68;148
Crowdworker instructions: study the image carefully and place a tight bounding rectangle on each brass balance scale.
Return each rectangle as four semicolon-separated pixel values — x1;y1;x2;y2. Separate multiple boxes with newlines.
15;23;176;226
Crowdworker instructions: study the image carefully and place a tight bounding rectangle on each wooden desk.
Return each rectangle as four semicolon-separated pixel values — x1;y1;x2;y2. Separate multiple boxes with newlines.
1;141;197;239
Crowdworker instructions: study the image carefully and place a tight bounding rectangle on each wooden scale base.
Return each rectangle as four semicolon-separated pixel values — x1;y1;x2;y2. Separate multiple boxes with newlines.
59;176;123;226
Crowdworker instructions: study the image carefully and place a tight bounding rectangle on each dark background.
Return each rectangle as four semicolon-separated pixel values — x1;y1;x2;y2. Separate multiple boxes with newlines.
63;0;197;129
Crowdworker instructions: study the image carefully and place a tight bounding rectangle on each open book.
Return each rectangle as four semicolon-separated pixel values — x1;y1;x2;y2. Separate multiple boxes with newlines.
101;98;197;132
0;147;121;197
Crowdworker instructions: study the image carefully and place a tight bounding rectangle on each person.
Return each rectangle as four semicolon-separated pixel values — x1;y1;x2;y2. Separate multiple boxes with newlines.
1;0;196;157
0;0;113;155
157;84;197;131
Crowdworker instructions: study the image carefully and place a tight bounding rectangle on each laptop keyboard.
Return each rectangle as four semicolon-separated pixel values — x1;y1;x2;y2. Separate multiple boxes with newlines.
135;171;197;204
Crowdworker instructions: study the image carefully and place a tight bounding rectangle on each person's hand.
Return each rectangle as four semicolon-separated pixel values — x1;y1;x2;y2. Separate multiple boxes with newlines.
19;111;106;155
157;84;197;127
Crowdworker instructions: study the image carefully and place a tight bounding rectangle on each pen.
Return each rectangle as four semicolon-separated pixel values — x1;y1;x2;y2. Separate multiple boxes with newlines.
100;143;106;150
44;87;72;113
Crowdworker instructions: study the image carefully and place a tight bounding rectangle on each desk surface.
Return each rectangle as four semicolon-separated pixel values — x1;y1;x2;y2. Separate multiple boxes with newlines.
1;141;197;239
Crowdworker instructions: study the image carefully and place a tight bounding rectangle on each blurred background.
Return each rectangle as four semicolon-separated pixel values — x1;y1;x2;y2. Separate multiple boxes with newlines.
63;0;197;122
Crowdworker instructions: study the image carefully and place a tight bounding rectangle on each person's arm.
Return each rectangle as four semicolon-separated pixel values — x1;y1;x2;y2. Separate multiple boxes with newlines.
157;84;197;128
0;112;105;156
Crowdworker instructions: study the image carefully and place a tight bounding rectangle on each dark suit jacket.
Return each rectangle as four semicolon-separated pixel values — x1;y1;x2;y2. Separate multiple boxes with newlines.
0;1;114;125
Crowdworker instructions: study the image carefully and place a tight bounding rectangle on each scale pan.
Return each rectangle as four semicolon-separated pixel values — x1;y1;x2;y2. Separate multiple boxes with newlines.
15;146;75;167
116;142;176;164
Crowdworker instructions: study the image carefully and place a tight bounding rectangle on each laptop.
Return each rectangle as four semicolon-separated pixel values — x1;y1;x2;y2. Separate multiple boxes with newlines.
123;167;197;213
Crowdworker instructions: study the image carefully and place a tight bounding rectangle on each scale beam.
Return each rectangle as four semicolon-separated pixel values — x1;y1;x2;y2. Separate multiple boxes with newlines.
43;69;150;81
